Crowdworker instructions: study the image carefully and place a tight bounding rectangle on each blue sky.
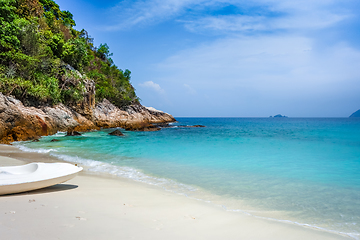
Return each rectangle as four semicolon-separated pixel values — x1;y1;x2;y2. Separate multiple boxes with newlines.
56;0;360;117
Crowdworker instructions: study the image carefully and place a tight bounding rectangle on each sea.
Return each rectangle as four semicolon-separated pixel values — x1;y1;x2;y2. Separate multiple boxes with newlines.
14;118;360;239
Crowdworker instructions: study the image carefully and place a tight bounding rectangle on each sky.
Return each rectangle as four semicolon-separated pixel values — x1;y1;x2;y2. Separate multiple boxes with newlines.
56;0;360;117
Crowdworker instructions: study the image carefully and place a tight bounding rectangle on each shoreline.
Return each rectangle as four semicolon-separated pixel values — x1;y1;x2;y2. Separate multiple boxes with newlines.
0;144;353;240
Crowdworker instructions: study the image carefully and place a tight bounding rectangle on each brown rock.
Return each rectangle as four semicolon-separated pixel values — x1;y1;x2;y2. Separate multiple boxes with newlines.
108;130;124;136
124;122;161;132
0;86;175;143
66;130;82;136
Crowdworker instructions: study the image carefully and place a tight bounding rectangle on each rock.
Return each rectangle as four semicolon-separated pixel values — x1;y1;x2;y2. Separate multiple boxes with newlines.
124;122;161;132
50;139;60;142
66;130;82;136
143;125;161;132
350;109;360;117
180;125;206;128
0;93;59;144
154;123;171;128
32;139;40;142
0;90;175;144
108;130;124;136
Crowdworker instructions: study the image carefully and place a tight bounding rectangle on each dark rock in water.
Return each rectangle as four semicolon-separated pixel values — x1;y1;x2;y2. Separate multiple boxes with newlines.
66;130;82;136
32;139;40;142
271;114;288;118
350;109;360;117
180;125;206;128
143;126;161;131
124;122;161;132
154;123;171;128
50;139;60;142
109;130;124;136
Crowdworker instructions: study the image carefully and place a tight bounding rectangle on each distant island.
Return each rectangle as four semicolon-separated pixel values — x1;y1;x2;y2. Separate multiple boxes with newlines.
349;109;360;118
270;114;288;118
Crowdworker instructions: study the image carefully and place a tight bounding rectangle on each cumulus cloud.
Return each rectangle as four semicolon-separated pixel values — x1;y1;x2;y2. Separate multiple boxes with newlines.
139;81;165;94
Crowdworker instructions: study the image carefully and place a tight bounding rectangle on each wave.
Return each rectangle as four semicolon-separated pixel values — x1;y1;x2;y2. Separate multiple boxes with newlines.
50;153;198;194
15;145;58;154
13;144;359;240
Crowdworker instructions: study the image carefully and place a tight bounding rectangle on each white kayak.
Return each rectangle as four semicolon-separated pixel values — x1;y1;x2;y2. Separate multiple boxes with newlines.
0;162;83;195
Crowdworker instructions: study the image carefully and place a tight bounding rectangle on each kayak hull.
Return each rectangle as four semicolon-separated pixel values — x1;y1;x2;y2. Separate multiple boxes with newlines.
0;163;82;195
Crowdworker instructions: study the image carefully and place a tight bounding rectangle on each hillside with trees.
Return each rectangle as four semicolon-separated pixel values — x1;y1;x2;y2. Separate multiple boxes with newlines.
0;0;138;108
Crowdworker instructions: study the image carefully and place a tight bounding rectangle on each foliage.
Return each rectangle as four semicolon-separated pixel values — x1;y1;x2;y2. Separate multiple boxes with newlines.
0;0;138;108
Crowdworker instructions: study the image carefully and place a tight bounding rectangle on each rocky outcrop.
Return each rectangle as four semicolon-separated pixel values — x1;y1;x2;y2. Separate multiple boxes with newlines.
93;100;175;129
0;92;175;144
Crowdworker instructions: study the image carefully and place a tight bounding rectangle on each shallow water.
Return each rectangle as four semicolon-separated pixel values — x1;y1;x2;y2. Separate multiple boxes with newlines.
16;118;360;238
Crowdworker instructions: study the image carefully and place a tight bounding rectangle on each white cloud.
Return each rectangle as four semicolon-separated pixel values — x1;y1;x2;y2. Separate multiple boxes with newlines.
155;34;360;116
105;0;360;116
183;15;267;32
184;84;197;95
183;2;351;33
139;81;165;94
108;0;354;33
108;0;203;30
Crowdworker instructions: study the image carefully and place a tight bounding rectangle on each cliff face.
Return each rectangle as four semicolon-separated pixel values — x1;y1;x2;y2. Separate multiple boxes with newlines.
0;91;175;144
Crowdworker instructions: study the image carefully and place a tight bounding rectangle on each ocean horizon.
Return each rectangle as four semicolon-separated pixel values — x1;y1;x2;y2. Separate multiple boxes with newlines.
15;117;360;239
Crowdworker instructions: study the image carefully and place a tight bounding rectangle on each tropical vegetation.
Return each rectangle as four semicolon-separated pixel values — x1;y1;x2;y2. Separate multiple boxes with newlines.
0;0;138;108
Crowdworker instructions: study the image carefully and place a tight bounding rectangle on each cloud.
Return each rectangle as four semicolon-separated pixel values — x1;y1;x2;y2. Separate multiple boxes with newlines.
182;1;351;33
184;84;197;95
108;0;203;30
139;81;165;94
103;0;360;116
107;0;355;33
155;34;360;116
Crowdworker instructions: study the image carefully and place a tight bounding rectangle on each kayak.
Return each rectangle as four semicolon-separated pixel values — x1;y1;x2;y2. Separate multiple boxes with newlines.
0;162;83;195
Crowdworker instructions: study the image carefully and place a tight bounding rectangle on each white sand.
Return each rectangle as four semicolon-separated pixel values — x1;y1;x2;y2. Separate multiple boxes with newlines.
0;144;351;240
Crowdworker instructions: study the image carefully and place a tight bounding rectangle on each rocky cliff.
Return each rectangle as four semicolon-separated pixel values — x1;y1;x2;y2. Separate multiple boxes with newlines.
0;91;175;144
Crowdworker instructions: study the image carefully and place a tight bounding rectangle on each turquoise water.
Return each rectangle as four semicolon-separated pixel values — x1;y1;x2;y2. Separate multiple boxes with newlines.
16;118;360;238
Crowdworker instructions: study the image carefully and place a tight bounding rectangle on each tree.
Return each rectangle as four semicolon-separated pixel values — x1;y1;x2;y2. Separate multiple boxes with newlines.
97;43;113;65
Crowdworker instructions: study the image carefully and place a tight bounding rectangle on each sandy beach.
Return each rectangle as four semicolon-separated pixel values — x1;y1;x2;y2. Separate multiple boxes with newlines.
0;144;352;240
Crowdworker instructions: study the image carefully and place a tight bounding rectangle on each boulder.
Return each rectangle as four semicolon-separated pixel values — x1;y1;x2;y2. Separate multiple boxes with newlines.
66;130;82;136
108;130;124;136
124;122;161;132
